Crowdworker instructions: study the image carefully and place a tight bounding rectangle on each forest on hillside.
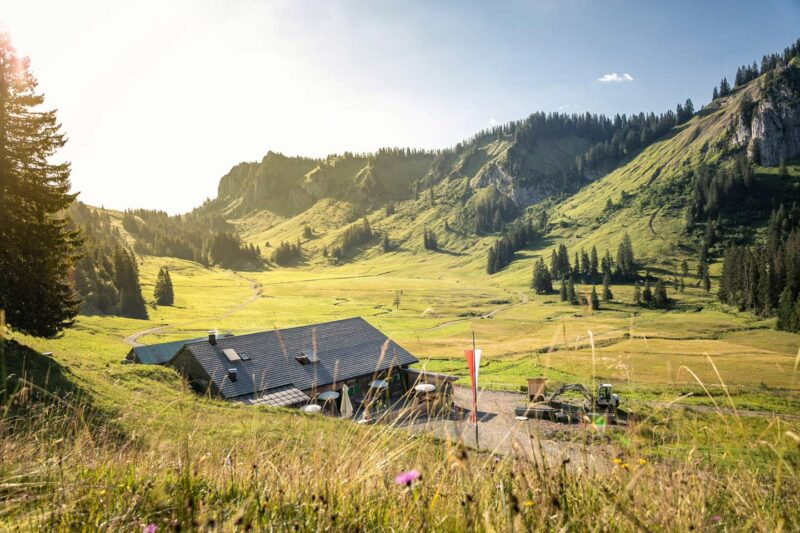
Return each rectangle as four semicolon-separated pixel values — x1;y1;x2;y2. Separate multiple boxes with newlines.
122;209;262;269
68;203;148;319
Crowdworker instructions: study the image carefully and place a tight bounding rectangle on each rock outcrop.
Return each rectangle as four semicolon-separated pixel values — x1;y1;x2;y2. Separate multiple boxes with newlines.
470;162;556;208
735;65;800;166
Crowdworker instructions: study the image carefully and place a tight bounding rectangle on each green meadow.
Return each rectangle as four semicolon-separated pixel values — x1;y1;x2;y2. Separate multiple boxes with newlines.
4;244;800;530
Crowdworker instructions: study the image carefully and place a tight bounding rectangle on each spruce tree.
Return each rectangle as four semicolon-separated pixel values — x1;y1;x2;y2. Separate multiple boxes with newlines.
154;267;174;306
602;271;613;302
114;248;148;319
580;249;590;279
162;267;174;305
590;246;599;280
615;233;635;280
633;284;642;305
531;258;553;294
567;278;578;305
643;278;653;305
486;247;497;274
559;278;568;302
654;279;668;308
776;285;796;331
681;259;689;277
703;271;711;293
719;77;731;96
0;33;81;337
590;285;600;310
574;252;580;278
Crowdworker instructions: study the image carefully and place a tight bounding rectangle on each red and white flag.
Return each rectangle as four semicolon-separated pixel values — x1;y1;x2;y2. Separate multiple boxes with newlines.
463;348;482;424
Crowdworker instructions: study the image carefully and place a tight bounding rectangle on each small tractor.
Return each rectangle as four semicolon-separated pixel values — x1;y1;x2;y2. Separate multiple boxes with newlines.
515;381;625;424
596;383;619;410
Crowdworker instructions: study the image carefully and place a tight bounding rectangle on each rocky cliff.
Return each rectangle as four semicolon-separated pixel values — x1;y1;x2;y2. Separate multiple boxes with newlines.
736;62;800;166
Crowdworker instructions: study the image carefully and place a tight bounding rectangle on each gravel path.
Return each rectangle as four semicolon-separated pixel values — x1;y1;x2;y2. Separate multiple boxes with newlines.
404;386;615;469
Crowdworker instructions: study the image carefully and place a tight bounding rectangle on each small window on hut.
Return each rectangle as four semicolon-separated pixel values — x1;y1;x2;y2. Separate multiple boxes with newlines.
223;348;241;363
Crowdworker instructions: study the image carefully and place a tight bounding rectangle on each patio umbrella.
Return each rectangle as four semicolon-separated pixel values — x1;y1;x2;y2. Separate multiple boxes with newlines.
318;391;340;401
318;390;340;415
340;384;354;418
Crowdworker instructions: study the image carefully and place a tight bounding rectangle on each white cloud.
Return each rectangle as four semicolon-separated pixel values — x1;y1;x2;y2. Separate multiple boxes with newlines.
489;117;498;126
597;72;634;83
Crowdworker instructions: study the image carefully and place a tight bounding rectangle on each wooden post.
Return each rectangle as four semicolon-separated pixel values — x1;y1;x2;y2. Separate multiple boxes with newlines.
0;309;6;405
473;331;479;451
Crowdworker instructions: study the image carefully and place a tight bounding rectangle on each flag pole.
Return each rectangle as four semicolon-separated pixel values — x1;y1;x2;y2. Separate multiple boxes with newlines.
472;330;479;451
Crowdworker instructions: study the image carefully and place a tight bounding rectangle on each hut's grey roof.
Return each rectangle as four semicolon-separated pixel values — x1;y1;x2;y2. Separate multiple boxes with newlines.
177;317;417;399
236;385;311;407
128;334;232;365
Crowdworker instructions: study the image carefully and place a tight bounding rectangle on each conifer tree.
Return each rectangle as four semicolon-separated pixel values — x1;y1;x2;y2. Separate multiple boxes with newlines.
602;271;613;302
643;278;653;305
590;285;600;310
486;247;497;274
703;271;711;293
719;77;731;96
776;285;796;331
698;244;708;278
559;278;568;302
615;232;636;280
532;258;553;294
590;246;599;280
633;284;642;305
567;278;578;305
0;33;81;337
653;279;668;308
557;244;571;278
580;249;590;279
114;248;148;319
681;259;689;277
154;267;174;306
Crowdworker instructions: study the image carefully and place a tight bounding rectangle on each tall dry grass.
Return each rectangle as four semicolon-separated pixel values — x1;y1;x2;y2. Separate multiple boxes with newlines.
1;374;799;532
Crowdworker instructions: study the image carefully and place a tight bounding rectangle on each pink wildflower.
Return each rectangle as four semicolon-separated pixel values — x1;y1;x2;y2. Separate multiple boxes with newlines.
143;524;157;533
394;469;421;486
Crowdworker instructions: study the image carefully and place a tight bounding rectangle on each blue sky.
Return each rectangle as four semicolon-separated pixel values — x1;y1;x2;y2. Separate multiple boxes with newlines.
4;0;800;212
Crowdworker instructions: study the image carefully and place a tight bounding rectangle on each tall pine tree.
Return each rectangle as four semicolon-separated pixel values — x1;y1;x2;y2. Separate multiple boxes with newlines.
114;248;148;319
0;33;81;337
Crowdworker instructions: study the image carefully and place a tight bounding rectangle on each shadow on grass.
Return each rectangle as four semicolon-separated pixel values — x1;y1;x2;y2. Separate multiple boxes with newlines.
0;339;130;443
1;340;82;399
